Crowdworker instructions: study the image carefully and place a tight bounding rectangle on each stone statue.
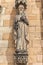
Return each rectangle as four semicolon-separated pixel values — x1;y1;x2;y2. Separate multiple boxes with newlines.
14;0;29;64
14;3;29;52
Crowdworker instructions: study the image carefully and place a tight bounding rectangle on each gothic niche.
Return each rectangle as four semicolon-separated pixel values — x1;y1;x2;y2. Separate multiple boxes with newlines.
14;0;29;65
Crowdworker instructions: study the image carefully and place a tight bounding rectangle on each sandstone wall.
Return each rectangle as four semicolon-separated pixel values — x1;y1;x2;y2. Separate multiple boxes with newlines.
0;0;42;65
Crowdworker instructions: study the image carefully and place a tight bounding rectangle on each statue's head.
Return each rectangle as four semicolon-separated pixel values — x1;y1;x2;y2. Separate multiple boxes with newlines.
18;5;24;14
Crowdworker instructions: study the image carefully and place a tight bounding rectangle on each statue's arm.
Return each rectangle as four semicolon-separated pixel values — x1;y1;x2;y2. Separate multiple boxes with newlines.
20;15;29;26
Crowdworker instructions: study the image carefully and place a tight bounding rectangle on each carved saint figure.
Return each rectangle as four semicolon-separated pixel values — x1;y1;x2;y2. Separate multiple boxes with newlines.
14;3;29;52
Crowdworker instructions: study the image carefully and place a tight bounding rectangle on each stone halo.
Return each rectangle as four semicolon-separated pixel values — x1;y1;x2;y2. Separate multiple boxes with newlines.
15;1;27;9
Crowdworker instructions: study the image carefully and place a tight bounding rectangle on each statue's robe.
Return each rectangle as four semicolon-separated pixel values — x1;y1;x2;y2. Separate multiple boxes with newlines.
14;14;29;51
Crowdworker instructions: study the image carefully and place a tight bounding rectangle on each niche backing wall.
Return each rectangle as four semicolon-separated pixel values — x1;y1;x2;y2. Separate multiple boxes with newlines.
0;0;43;65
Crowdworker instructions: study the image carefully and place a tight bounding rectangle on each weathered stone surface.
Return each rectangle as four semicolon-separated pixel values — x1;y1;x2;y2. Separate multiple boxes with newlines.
0;0;42;65
0;27;12;33
0;55;8;65
0;40;8;55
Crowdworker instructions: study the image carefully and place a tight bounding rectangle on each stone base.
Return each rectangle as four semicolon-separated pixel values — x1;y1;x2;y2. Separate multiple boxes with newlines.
14;51;28;64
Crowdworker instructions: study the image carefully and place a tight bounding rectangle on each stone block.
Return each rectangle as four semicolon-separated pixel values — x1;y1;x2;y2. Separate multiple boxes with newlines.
0;40;8;55
0;55;8;65
0;27;12;33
